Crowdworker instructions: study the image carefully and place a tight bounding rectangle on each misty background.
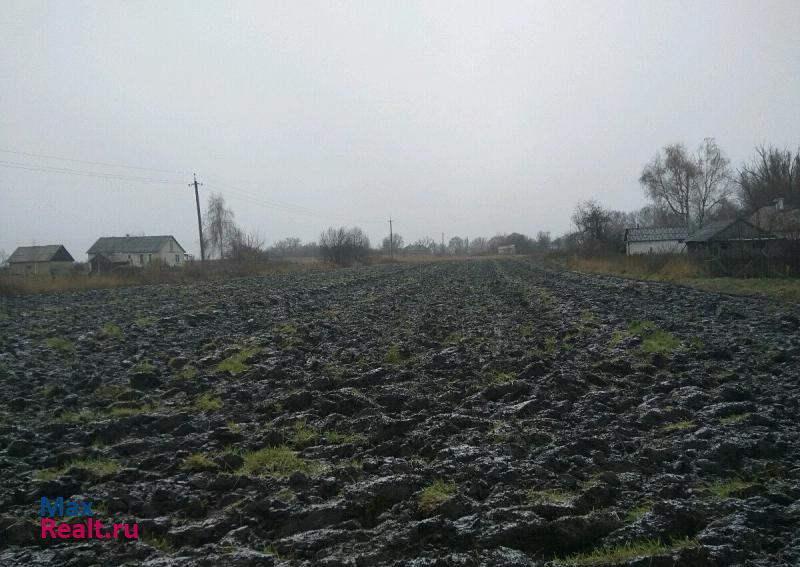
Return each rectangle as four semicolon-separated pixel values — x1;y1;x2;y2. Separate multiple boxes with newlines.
2;0;799;260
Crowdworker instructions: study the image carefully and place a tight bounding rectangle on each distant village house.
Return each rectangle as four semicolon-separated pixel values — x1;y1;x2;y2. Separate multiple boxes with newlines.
497;244;516;255
87;235;185;272
7;245;75;276
748;198;800;240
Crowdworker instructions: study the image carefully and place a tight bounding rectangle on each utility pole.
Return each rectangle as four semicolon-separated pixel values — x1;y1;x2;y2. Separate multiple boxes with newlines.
388;217;394;258
190;173;205;261
441;232;445;255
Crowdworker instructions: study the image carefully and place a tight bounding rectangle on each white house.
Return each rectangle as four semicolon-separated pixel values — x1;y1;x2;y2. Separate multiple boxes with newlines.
497;244;516;255
87;235;186;269
624;227;689;255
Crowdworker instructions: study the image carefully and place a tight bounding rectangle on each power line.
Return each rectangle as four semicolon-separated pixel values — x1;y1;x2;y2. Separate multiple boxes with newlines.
0;160;178;184
203;180;382;226
0;148;186;175
0;153;392;228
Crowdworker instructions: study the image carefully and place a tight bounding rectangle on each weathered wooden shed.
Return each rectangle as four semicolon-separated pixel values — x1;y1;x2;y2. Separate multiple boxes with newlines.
686;218;778;256
685;218;793;275
7;245;75;275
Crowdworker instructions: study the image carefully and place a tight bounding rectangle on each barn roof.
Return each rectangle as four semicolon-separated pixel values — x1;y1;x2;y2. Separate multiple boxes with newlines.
624;227;689;242
8;245;74;263
88;236;185;254
686;218;774;243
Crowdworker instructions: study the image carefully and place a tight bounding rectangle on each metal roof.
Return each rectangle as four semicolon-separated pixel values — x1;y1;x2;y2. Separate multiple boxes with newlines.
624;227;689;242
87;236;185;254
685;218;773;243
8;245;74;263
685;220;734;243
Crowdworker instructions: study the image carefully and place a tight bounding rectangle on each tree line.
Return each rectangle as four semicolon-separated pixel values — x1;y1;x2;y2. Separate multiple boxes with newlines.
563;141;800;253
199;192;556;266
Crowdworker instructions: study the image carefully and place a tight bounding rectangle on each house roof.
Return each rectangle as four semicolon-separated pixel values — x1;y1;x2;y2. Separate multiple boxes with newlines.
88;236;185;254
749;204;800;230
8;245;74;263
686;218;773;243
624;227;689;242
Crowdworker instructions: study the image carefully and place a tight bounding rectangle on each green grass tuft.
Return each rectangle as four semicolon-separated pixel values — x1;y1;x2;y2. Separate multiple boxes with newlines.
181;453;218;472
628;320;657;334
418;479;457;513
385;344;403;364
289;420;318;447
36;458;120;480
101;323;123;339
142;534;174;552
626;500;654;522
59;404;155;423
323;430;368;445
661;420;695;432
194;393;223;411
486;370;515;385
640;329;680;355
239;445;319;477
44;337;73;354
216;347;260;375
133;361;156;374
134;316;156;329
527;488;575;505
705;478;753;500
555;537;698;565
720;412;751;425
176;365;199;380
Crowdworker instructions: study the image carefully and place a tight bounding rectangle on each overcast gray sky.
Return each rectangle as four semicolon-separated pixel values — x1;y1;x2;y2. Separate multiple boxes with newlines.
2;0;799;259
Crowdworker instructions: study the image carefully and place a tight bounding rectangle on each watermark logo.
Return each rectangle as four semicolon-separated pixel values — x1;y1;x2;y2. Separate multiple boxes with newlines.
39;497;138;540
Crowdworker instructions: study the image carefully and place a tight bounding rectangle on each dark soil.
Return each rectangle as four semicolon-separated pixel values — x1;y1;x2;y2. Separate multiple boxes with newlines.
1;259;798;566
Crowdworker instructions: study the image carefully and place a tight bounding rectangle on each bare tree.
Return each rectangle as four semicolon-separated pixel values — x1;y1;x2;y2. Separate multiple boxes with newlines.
270;237;302;257
413;237;437;253
535;230;551;250
693;138;733;227
203;193;238;259
640;144;698;227
229;229;268;262
572;200;613;247
447;236;465;255
738;145;800;212
319;226;370;265
381;233;404;253
469;237;488;254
